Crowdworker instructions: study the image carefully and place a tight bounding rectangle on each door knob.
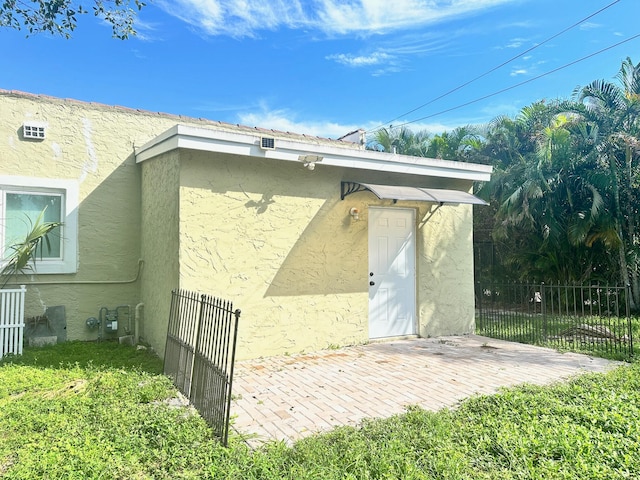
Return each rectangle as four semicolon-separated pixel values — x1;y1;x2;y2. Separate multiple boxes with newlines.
369;272;374;276
369;281;375;286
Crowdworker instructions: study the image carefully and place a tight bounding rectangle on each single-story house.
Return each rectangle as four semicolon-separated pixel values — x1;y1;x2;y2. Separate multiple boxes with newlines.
0;89;492;360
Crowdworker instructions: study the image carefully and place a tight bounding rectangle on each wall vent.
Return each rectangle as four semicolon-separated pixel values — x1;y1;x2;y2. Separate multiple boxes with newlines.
260;136;276;150
23;122;46;140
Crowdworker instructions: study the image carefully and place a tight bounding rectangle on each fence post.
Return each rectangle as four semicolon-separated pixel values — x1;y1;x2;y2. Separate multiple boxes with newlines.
627;284;634;358
222;308;241;447
540;282;547;342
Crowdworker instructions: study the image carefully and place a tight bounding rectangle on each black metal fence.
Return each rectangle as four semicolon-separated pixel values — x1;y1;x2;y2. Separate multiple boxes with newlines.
475;282;634;360
164;289;241;446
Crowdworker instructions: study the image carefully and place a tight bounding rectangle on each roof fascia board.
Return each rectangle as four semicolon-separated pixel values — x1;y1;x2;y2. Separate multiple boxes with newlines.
136;124;492;181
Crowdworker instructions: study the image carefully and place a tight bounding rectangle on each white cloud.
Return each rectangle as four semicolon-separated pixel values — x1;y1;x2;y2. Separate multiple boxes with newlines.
155;0;310;38
234;103;472;139
328;31;453;73
505;37;526;48
157;0;517;38
510;69;527;76
127;18;164;42
326;51;393;67
390;120;466;134
237;107;363;139
580;22;601;30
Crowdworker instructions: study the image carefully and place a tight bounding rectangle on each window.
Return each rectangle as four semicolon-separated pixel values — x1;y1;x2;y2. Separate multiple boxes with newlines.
0;176;78;274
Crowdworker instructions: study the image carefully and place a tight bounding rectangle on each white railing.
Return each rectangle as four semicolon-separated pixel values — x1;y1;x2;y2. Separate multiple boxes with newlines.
0;285;26;359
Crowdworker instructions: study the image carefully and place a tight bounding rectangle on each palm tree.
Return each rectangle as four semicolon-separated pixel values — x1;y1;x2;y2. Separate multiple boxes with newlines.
426;126;484;161
369;126;432;156
566;57;640;306
481;101;616;283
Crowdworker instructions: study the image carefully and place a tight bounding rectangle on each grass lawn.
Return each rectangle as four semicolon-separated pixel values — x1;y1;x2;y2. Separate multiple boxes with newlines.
1;341;639;479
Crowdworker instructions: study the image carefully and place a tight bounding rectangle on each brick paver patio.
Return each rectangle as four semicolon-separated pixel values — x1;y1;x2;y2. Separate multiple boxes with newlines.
231;334;621;446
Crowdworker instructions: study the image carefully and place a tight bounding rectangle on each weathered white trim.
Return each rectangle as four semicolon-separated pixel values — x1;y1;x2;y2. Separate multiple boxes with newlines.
136;124;493;182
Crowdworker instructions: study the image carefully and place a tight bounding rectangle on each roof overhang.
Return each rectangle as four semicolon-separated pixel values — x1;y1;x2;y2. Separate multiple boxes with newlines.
341;182;488;205
135;124;493;182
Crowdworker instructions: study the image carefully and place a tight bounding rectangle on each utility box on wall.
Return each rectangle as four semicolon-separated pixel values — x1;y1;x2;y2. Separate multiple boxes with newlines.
24;305;67;346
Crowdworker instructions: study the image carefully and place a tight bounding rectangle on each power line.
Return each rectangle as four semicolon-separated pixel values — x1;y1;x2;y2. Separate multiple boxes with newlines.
367;0;622;133
390;32;640;129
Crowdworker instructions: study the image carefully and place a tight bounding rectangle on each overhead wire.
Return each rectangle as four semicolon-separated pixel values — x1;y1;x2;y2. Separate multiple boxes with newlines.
390;32;640;129
366;0;622;133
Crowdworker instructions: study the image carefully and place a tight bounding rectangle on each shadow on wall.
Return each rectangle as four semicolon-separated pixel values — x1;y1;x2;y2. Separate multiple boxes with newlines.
176;151;476;322
265;195;368;297
178;152;371;299
22;153;143;343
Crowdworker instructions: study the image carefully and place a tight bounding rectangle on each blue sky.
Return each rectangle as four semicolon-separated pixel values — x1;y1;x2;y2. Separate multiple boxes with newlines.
1;0;638;139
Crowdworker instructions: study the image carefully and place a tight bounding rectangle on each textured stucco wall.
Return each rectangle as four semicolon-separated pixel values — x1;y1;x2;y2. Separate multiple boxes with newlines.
0;92;181;341
139;152;181;354
178;152;370;359
175;151;477;359
1;90;479;359
416;200;476;337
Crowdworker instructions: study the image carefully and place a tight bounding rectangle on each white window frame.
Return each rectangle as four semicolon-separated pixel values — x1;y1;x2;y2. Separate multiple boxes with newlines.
0;176;78;274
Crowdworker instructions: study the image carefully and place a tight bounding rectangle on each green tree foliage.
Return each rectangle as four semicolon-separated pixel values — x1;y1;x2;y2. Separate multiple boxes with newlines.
426;126;484;162
369;124;482;162
481;58;640;306
369;58;639;302
569;57;640;304
480;104;618;283
0;0;145;39
369;126;432;156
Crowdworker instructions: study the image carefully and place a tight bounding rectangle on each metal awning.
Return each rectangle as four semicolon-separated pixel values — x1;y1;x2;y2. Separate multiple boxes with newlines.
341;181;488;205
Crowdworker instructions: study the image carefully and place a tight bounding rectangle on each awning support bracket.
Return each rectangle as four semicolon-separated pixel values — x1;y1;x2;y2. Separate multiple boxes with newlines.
341;181;399;203
341;181;368;200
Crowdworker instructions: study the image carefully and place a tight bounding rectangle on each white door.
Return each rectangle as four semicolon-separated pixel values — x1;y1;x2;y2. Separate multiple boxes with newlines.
368;207;416;338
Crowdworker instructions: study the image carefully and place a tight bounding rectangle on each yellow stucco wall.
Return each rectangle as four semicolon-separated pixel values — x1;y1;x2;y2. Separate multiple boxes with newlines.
1;90;480;360
178;152;370;359
172;151;478;359
416;201;475;337
139;152;181;353
0;92;183;342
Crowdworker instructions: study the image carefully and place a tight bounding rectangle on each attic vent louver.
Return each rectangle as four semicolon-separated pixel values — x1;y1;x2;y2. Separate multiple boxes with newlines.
23;122;46;140
260;137;276;150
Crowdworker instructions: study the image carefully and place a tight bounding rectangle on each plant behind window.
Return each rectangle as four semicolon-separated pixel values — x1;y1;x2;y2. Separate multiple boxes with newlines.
1;208;62;288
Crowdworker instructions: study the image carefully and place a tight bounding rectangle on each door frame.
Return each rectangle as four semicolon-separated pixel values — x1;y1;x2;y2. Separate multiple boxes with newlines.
367;206;417;338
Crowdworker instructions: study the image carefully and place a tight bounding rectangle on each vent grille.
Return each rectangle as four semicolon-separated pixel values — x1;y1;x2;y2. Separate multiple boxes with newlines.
260;137;276;150
23;122;46;140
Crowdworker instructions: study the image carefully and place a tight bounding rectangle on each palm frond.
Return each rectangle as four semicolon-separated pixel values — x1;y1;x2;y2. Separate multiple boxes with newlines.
1;208;62;287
